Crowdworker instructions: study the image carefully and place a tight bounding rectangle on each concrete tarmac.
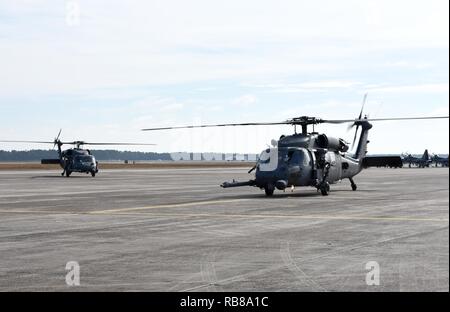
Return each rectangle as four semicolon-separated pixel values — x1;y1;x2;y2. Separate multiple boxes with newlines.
0;167;448;292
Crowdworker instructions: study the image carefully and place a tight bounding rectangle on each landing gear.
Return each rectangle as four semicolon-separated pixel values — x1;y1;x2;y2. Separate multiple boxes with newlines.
62;163;71;177
319;182;330;196
91;171;96;177
349;177;357;191
265;184;275;197
317;161;331;196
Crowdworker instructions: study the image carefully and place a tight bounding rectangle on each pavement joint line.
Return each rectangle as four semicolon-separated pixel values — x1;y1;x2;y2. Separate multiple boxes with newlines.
0;209;77;215
0;199;252;216
90;199;252;214
92;211;450;222
0;209;448;223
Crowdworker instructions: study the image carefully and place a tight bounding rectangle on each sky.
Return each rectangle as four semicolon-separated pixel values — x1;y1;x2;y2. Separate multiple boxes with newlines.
0;0;448;154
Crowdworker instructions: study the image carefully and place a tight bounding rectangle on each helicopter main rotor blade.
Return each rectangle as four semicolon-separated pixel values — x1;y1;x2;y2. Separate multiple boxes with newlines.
0;140;56;144
142;122;289;131
74;142;157;146
321;116;449;124
143;115;449;131
0;140;156;146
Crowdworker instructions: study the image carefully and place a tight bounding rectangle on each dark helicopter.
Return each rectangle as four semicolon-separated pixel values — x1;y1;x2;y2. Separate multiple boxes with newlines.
0;130;155;177
142;106;448;196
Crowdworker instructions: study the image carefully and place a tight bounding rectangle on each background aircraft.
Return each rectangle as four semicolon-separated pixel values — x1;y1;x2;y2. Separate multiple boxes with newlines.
402;150;432;168
432;154;449;167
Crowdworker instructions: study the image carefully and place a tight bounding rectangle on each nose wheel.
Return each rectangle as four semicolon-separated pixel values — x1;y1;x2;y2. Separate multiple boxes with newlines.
264;184;275;197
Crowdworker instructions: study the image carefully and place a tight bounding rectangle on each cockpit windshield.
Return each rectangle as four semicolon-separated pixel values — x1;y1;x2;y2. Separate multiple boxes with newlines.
288;148;311;166
258;148;278;172
76;155;95;163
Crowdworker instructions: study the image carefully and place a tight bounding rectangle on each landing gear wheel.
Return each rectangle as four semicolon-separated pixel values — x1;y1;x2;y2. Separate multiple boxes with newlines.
320;182;330;196
91;171;96;177
65;170;72;177
265;184;275;197
349;178;357;191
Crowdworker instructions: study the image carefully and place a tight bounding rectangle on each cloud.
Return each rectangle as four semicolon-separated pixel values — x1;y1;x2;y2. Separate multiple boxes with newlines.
231;94;258;107
133;96;185;112
247;81;363;93
430;105;450;116
382;61;434;69
247;81;449;95
0;0;448;154
367;83;449;94
0;0;448;96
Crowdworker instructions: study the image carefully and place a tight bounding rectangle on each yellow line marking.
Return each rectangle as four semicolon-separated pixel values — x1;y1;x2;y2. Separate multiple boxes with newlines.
0;201;448;223
0;208;446;222
90;199;251;214
0;209;73;214
101;211;450;223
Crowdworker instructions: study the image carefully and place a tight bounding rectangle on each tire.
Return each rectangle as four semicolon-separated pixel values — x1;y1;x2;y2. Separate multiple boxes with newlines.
265;185;275;197
66;170;72;177
320;182;330;196
91;171;96;177
351;184;357;191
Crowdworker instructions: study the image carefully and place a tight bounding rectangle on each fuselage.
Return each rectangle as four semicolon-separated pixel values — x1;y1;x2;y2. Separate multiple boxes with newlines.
254;147;362;189
252;120;372;191
59;148;98;173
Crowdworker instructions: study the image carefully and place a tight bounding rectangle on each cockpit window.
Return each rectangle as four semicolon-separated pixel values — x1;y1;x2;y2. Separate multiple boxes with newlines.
288;150;295;162
77;156;94;163
288;149;311;166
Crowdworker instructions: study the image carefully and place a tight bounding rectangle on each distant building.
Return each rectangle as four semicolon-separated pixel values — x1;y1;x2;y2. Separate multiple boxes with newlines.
169;152;258;162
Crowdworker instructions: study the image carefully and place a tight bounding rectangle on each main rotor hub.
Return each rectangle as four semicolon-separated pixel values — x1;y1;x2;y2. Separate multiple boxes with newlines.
73;141;85;148
287;116;324;134
289;116;321;125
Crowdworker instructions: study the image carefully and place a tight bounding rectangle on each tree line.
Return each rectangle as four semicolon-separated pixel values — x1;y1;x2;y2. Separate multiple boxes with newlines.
0;150;173;162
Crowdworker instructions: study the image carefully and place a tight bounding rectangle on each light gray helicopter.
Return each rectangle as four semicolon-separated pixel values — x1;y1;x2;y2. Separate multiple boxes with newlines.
142;106;448;196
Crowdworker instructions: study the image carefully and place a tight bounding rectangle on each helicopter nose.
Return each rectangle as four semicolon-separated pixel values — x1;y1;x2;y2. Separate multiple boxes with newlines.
275;180;288;191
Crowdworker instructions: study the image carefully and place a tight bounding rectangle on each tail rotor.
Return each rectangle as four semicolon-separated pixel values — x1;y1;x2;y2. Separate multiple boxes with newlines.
349;93;368;149
53;129;62;149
